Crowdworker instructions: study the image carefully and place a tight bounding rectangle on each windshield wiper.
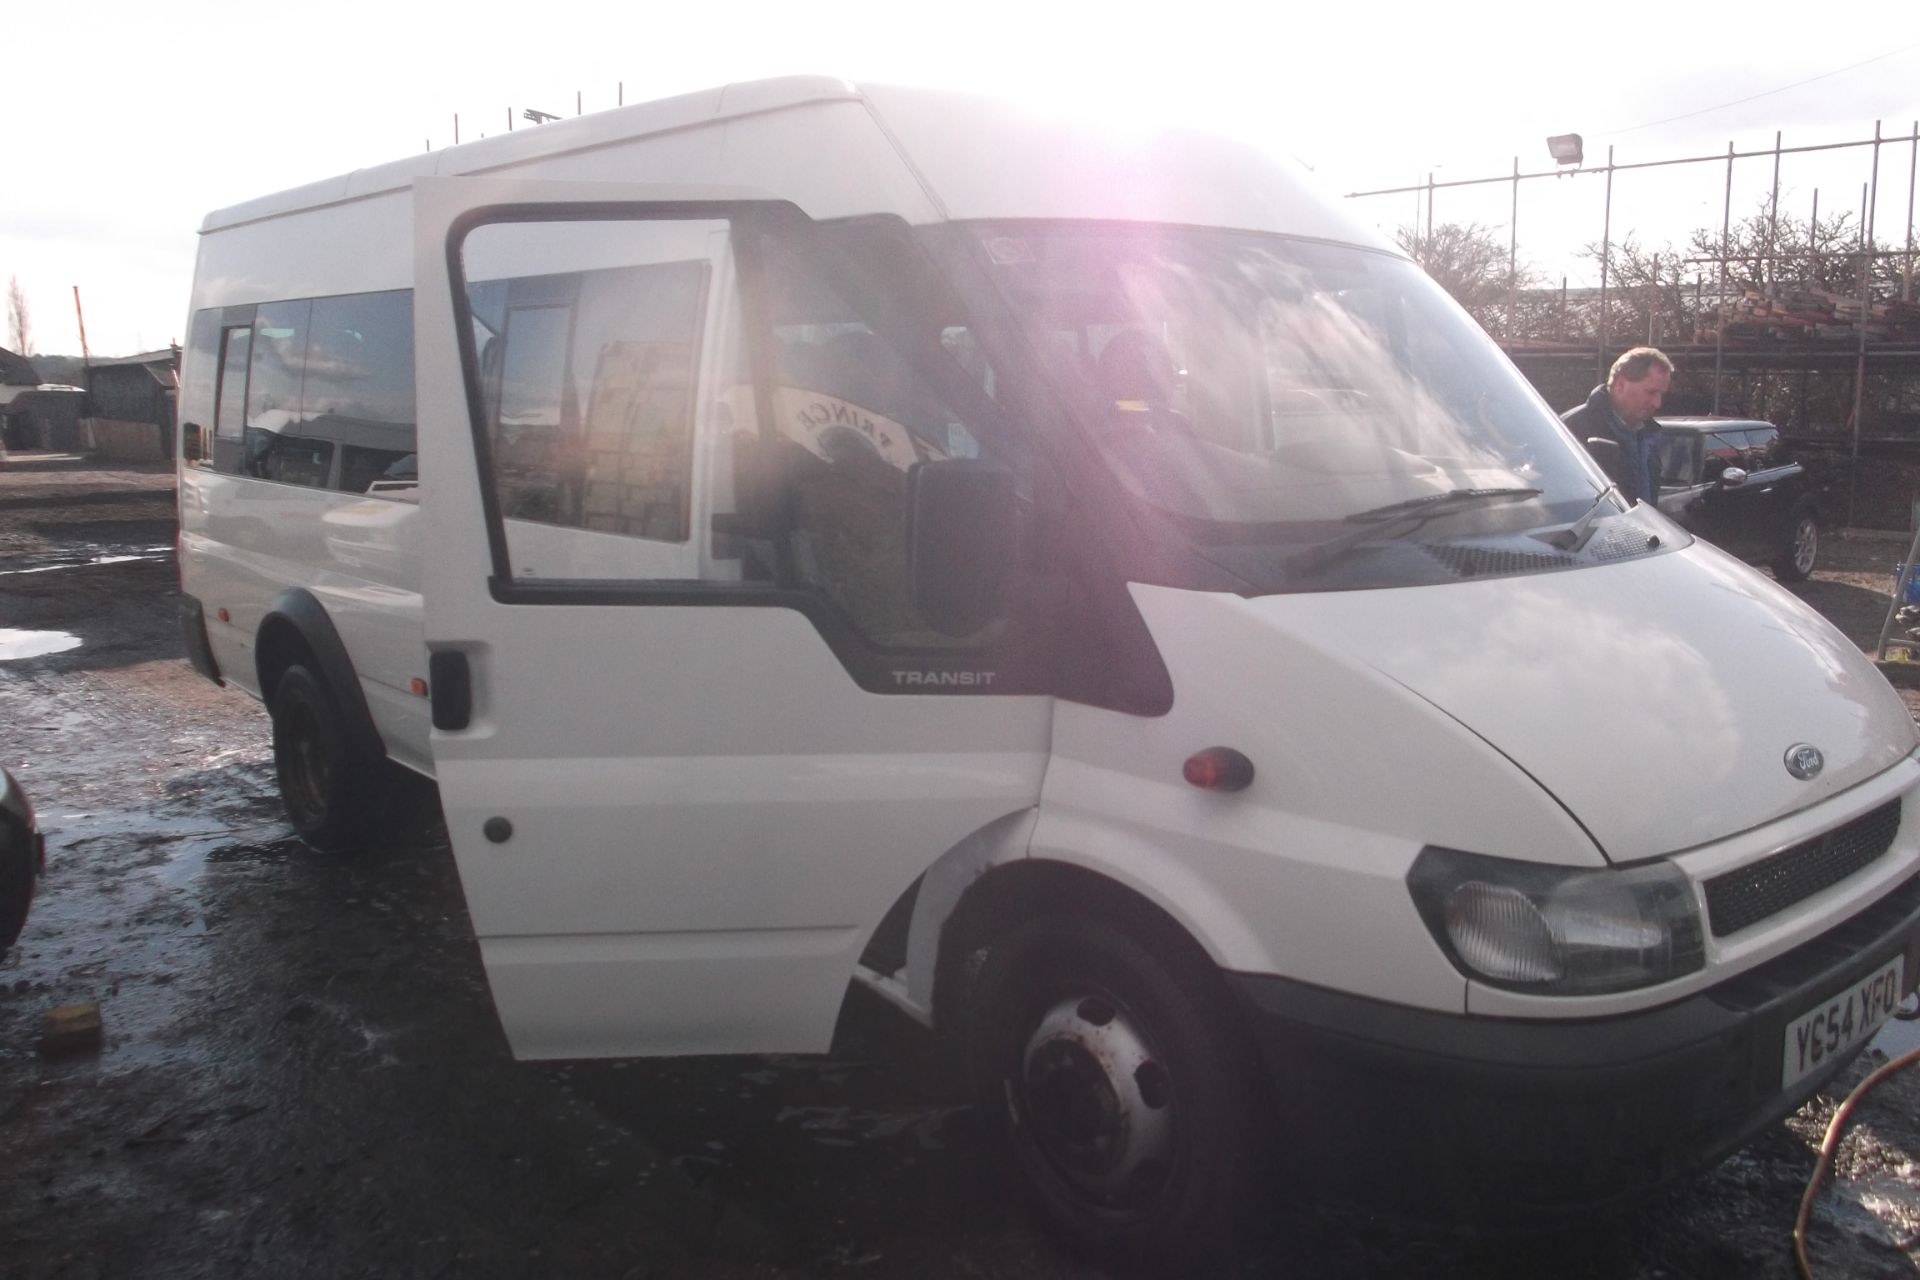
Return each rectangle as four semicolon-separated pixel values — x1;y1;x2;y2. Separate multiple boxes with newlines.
1340;486;1543;525
1284;486;1542;580
1545;485;1619;552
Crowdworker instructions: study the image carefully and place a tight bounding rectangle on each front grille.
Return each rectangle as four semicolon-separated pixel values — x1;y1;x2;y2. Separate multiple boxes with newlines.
1704;799;1903;937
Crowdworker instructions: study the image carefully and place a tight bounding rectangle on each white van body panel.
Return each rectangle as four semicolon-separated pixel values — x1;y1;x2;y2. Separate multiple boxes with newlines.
1028;581;1606;1016
858;84;1392;250
1257;537;1917;865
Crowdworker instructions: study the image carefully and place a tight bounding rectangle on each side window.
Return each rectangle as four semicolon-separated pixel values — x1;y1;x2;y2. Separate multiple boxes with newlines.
179;310;220;467
461;219;714;581
212;324;253;475
1652;434;1698;487
302;290;417;495
243;300;323;488
452;213;1014;652
1745;427;1780;468
1703;431;1743;479
751;229;1003;649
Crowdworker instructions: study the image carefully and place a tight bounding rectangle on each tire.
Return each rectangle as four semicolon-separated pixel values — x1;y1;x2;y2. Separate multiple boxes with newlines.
0;818;35;955
270;663;386;853
1773;509;1819;582
965;907;1264;1270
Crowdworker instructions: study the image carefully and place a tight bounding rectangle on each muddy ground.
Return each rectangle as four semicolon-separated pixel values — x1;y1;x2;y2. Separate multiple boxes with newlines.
4;457;1920;1279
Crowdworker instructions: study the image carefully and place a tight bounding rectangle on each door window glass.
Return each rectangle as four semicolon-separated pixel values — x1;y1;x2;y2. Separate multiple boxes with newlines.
1703;431;1744;479
454;214;1015;651
750;229;1002;648
1742;427;1781;468
1652;434;1699;487
462;219;716;580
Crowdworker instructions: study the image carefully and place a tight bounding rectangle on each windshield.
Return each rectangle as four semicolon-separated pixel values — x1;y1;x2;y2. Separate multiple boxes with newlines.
956;223;1634;590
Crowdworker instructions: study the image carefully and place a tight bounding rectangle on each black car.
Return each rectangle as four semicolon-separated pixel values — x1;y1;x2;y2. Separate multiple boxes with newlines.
1646;416;1822;581
0;767;43;955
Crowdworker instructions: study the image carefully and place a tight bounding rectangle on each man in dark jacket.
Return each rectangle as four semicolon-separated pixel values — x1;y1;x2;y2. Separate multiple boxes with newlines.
1561;347;1674;505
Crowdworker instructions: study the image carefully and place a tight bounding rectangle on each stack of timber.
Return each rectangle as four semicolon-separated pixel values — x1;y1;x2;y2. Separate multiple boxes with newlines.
1708;287;1920;344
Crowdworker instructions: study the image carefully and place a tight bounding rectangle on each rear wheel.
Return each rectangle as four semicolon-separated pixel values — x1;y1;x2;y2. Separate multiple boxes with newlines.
270;663;386;852
1773;509;1819;582
965;908;1263;1270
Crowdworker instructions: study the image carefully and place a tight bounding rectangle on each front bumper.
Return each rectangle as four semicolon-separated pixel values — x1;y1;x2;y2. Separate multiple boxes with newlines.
1228;871;1920;1219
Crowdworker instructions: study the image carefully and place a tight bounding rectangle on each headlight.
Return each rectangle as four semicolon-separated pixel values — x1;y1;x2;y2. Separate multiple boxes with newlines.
1407;847;1704;995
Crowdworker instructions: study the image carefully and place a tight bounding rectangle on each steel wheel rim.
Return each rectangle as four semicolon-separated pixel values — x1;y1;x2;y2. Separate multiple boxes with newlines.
280;700;331;825
1018;993;1177;1205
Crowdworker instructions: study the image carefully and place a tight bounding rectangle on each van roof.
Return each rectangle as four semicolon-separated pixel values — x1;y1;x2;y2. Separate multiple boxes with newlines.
199;76;1391;254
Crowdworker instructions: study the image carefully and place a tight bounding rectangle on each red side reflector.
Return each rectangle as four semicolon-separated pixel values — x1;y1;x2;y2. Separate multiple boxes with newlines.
215;607;230;623
410;678;430;698
1183;747;1255;792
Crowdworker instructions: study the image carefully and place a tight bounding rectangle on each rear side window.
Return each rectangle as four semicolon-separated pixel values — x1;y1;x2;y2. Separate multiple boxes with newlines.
300;291;416;493
188;289;417;495
214;326;253;445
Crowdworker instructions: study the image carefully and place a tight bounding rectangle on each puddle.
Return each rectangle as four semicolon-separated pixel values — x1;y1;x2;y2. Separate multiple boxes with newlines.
0;628;83;660
0;545;174;577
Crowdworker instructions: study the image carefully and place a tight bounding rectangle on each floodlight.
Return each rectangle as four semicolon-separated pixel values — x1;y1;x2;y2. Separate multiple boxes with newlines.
1547;134;1584;166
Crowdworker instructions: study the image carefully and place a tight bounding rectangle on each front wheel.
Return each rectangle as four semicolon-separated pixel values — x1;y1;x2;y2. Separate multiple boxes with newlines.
270;664;386;853
965;908;1263;1269
1773;510;1819;582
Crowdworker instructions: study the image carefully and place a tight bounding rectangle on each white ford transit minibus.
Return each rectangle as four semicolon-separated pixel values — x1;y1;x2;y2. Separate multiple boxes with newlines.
177;77;1920;1261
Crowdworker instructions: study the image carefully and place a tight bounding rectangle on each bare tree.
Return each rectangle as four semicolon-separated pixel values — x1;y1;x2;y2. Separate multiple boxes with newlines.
1395;222;1536;332
6;276;30;356
1577;233;1698;346
1685;199;1878;298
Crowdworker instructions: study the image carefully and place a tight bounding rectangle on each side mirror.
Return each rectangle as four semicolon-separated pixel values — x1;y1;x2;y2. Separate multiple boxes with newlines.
907;459;1018;638
1719;466;1748;489
1583;437;1627;487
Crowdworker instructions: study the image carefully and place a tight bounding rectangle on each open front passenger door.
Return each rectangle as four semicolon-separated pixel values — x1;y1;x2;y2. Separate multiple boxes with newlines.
411;177;1052;1058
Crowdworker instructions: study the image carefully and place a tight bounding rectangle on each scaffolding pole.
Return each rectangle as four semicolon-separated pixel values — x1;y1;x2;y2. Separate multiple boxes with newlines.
1714;142;1734;414
1851;182;1870;527
1599;146;1614;385
1508;157;1520;340
1907;121;1917;302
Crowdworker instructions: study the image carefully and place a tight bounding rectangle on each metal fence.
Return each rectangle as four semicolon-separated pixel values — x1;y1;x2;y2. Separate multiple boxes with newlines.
1345;124;1920;419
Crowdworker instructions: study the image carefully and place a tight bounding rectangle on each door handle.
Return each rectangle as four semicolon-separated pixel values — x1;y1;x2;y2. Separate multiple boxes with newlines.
429;651;472;731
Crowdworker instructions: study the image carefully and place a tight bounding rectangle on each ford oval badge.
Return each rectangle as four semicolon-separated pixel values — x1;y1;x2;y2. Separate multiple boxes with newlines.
1784;744;1825;780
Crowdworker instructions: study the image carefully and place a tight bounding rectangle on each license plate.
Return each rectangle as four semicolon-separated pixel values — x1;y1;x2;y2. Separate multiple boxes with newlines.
1782;955;1905;1091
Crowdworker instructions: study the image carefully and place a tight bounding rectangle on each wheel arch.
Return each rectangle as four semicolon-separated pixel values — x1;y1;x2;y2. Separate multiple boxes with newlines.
930;855;1249;1040
255;588;388;763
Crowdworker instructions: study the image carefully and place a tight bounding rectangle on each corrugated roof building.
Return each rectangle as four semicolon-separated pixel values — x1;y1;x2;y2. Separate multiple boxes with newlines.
86;348;179;461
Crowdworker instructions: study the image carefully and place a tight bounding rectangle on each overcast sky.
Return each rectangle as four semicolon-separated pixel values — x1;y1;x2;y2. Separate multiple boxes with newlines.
5;0;1918;358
